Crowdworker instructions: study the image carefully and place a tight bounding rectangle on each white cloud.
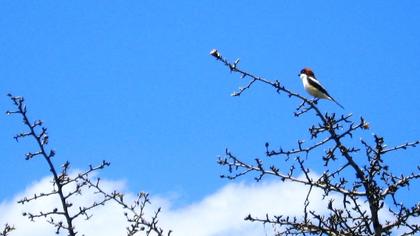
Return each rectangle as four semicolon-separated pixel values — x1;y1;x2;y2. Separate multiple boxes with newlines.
0;174;328;236
160;180;328;236
0;174;414;236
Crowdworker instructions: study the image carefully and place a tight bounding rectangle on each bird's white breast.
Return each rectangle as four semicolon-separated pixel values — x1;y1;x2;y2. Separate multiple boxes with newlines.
300;74;329;99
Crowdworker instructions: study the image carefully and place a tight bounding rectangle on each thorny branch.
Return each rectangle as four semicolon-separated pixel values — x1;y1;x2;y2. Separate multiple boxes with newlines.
6;94;170;236
210;49;420;235
0;224;15;236
7;94;78;235
80;176;172;236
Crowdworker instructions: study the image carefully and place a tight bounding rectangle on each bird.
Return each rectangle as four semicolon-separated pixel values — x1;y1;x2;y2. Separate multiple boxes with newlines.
299;68;344;109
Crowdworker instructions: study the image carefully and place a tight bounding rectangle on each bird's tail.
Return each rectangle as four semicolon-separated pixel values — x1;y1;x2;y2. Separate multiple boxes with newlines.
326;95;344;109
331;97;344;109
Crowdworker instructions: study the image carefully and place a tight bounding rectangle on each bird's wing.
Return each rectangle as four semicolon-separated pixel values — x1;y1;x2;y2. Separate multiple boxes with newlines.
306;76;332;98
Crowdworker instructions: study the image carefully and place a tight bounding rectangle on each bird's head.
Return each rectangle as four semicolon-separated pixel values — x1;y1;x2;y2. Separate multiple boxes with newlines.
299;68;315;78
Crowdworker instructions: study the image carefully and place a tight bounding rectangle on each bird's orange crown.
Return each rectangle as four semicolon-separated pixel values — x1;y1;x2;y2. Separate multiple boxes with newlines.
300;68;315;77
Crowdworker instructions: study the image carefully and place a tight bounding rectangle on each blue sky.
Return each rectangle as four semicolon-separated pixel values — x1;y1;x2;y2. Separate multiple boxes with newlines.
1;1;419;235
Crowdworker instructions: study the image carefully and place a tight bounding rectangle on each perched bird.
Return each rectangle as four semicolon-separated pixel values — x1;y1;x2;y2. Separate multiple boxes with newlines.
299;68;344;109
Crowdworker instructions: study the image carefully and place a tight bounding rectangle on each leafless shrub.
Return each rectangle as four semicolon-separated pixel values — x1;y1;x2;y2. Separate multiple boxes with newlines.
211;49;420;236
5;94;170;236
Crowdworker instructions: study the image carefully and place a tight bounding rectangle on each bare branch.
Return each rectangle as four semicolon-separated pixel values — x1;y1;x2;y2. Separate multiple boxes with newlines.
211;50;420;235
7;94;171;236
0;224;15;236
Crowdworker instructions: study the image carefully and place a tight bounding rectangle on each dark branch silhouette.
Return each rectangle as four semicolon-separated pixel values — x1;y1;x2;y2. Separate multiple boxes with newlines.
210;49;420;236
0;224;15;236
6;94;170;236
